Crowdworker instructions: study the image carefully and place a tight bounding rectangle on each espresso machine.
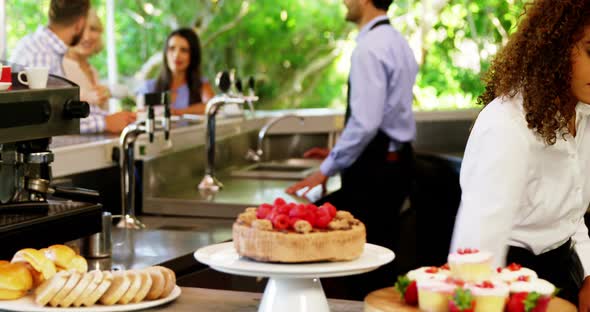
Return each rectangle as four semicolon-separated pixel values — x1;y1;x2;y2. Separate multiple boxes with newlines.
0;69;103;258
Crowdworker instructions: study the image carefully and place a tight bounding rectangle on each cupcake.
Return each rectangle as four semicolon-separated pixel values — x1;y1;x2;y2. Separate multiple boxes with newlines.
467;280;509;312
417;277;460;312
448;248;493;282
497;263;537;284
506;279;555;312
408;266;452;282
396;266;452;306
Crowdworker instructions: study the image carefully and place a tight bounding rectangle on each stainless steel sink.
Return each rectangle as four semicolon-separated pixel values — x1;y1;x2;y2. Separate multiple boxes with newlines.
231;158;321;180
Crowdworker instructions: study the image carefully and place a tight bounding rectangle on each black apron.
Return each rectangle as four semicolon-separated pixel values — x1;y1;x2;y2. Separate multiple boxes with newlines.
339;19;413;192
507;240;584;305
318;19;415;299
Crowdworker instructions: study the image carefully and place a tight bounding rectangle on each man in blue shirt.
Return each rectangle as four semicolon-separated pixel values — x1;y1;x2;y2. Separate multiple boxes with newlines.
287;0;418;294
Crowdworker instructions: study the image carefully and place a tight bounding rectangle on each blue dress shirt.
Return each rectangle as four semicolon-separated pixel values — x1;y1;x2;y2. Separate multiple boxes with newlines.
137;79;190;109
320;15;418;177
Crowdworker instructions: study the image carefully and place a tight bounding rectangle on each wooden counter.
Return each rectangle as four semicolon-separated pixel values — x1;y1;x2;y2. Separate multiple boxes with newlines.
144;287;363;312
364;287;576;312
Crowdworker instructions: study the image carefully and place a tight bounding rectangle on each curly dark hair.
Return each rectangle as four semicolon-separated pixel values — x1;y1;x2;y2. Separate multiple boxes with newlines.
478;0;590;145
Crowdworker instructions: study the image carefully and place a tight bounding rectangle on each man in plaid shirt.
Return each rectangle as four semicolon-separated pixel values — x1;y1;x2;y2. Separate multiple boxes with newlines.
10;0;134;134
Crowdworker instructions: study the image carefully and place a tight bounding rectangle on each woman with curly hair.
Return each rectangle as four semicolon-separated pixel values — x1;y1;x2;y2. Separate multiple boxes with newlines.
450;0;590;307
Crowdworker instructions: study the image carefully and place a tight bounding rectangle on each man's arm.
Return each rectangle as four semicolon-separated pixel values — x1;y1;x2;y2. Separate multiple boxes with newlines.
79;113;106;134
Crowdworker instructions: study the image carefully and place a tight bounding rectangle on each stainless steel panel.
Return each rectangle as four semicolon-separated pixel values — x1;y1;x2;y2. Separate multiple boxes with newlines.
231;158;321;180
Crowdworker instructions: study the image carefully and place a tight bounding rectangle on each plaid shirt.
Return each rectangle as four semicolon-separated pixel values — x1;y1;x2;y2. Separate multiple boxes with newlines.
80;105;107;134
10;26;108;134
9;26;67;77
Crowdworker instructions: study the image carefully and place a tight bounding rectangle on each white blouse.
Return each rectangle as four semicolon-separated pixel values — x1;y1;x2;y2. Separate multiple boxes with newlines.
62;56;107;108
451;93;590;277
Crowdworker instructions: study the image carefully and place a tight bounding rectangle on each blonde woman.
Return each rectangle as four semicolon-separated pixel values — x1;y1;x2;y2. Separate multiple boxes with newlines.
63;9;135;134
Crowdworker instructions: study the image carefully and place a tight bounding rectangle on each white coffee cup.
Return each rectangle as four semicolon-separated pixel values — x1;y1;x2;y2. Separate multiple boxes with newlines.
109;83;129;99
18;67;49;89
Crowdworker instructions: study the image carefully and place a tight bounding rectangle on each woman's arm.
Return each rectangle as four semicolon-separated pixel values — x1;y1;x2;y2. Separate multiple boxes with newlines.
171;104;205;115
201;81;215;104
171;82;215;115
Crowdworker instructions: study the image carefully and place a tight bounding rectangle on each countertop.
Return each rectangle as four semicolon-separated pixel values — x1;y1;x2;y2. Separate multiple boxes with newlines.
145;287;363;312
85;222;232;273
143;168;341;218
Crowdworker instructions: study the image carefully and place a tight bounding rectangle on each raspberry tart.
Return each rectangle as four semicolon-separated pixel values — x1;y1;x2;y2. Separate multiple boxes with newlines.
232;198;366;263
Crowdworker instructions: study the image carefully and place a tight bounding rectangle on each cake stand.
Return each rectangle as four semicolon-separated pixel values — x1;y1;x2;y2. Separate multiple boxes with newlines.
194;242;395;312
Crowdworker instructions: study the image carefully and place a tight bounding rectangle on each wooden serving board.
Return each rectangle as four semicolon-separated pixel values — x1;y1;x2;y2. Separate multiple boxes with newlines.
363;287;576;312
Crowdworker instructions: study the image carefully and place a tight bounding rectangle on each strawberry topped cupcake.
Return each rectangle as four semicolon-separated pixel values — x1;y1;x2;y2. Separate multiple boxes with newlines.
448;248;493;282
497;263;538;284
506;279;555;312
509;278;555;296
395;265;451;306
467;280;509;312
408;266;452;282
395;276;419;306
417;277;462;312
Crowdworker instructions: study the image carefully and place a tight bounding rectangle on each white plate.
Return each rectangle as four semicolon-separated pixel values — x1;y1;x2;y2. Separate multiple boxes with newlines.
195;242;395;279
0;285;181;312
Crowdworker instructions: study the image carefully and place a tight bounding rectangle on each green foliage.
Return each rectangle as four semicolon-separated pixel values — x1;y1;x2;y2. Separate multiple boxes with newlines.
5;0;526;111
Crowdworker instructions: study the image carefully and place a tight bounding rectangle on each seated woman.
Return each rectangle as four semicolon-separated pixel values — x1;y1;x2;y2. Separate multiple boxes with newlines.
63;9;135;133
138;28;214;115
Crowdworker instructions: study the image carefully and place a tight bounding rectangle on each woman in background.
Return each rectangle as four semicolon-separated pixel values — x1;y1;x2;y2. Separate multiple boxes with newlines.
138;28;214;115
63;9;135;133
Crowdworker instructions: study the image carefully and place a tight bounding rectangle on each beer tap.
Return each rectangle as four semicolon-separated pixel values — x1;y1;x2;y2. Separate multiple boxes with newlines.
146;101;155;143
246;77;256;115
198;71;259;193
118;92;171;229
235;77;243;95
163;93;171;140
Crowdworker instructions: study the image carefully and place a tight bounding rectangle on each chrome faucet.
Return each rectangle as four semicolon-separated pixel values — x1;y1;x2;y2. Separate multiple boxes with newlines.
234;76;256;115
246;114;305;162
118;92;171;229
198;71;258;192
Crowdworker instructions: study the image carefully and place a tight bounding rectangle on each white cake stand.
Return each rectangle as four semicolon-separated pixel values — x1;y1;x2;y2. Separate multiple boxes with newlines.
194;242;395;312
